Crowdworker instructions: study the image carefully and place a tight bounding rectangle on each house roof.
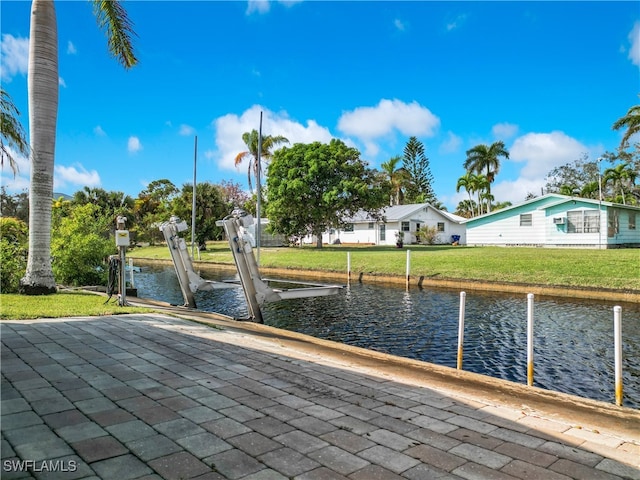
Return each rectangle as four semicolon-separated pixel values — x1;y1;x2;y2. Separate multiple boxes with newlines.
347;204;466;224
462;193;640;224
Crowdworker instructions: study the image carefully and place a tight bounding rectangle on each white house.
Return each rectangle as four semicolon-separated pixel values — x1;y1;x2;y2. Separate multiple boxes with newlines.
465;193;640;248
314;204;467;246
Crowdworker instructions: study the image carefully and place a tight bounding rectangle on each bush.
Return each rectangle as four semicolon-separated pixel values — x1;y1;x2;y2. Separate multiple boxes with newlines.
416;225;438;245
51;204;116;287
0;217;28;293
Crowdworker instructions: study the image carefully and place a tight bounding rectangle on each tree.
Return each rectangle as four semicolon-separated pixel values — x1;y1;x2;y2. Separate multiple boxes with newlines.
402;137;436;204
456;172;479;216
217;180;250;212
454;199;477;219
544;154;600;197
266;139;388;248
612;99;640;150
171;182;228;248
380;155;408;206
0;187;29;223
1;88;29;175
134;179;178;245
0;217;28;293
51;203;114;287
463;141;509;212
234;129;289;194
603;163;637;205
21;0;138;295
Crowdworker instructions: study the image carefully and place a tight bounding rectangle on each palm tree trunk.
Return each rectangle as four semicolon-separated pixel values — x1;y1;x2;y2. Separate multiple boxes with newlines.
20;0;57;294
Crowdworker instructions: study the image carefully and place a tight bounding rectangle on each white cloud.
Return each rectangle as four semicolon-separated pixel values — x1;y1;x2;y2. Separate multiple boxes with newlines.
59;77;66;88
67;41;77;55
54;164;101;190
394;19;406;32
0;34;28;82
337;99;440;141
487;130;590;204
509;131;588;179
128;136;143;153
628;21;640;67
212;105;333;171
179;124;196;136
246;0;300;15
439;131;462;154
94;125;106;136
492;122;519;140
446;14;468;32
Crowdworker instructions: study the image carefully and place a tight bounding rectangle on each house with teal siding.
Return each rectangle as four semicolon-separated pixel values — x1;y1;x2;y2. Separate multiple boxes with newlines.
465;194;640;248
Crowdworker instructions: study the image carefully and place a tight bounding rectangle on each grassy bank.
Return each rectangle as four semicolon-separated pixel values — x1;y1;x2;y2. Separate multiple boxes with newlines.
131;242;640;291
0;291;157;320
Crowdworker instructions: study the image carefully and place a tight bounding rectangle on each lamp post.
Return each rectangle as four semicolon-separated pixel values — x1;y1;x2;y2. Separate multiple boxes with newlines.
597;157;603;250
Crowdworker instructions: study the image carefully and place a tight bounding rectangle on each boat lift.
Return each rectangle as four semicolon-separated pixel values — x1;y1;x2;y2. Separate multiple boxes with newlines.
159;212;342;323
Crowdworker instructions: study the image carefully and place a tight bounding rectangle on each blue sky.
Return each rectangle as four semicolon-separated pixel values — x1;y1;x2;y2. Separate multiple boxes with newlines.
1;1;639;211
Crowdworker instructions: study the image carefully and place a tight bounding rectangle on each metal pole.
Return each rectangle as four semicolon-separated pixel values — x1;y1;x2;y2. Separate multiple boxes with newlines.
597;157;602;250
614;306;623;406
347;251;351;283
256;111;263;266
405;249;411;288
527;293;534;386
191;136;198;258
128;258;135;289
119;246;126;306
457;291;466;370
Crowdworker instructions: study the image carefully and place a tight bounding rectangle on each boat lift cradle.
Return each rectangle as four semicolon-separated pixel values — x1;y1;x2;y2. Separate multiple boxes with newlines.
159;213;342;322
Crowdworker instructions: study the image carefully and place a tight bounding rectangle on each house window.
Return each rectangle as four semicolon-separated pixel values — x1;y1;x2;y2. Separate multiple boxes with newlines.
401;221;410;232
629;212;636;230
368;222;374;229
344;223;354;232
437;222;445;232
416;223;421;231
608;209;619;237
380;224;386;241
519;214;532;227
584;211;599;233
567;210;599;234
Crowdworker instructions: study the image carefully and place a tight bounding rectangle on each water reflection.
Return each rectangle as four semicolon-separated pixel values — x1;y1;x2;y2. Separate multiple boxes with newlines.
134;263;640;408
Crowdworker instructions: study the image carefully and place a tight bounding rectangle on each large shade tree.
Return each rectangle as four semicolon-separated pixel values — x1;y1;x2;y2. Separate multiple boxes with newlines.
402;136;436;204
20;0;138;295
266;139;388;248
463;141;509;213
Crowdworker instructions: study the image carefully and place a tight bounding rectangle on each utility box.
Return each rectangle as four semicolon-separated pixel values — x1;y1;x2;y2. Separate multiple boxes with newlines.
115;230;130;247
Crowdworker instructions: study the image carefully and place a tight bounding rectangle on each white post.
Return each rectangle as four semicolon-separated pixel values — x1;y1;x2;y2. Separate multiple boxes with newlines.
457;292;466;370
614;306;623;406
128;258;135;289
527;293;534;386
406;249;411;287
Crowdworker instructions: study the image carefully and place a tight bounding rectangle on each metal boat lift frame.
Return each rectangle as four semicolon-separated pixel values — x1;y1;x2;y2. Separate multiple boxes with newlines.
160;213;342;322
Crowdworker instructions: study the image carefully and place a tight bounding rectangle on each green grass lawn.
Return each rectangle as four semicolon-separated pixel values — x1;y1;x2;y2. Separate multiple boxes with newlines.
0;291;157;320
131;242;640;291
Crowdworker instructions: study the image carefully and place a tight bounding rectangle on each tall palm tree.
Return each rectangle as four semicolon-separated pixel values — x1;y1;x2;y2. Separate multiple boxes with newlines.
20;0;137;295
603;163;636;205
1;88;29;175
234;130;289;194
463;141;509;213
612;100;640;150
380;155;407;206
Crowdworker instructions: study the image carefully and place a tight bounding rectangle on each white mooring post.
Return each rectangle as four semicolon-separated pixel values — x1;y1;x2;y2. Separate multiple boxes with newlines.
614;306;623;406
457;291;466;370
527;293;534;386
347;252;351;283
406;249;411;288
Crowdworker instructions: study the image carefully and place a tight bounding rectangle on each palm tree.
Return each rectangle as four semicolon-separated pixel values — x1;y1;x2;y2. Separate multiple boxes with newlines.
456;172;479;216
380;155;408;205
612;100;640;150
234;130;289;194
603;163;637;205
20;0;138;295
1;88;29;175
463;141;509;213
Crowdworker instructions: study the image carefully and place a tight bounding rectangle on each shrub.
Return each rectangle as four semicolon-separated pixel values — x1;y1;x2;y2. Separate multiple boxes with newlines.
0;217;28;293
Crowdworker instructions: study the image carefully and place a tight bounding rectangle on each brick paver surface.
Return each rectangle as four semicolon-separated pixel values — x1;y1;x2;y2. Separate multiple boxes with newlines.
1;314;638;479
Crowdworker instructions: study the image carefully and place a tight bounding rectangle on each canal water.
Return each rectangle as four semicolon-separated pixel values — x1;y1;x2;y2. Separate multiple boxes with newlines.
133;264;640;409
